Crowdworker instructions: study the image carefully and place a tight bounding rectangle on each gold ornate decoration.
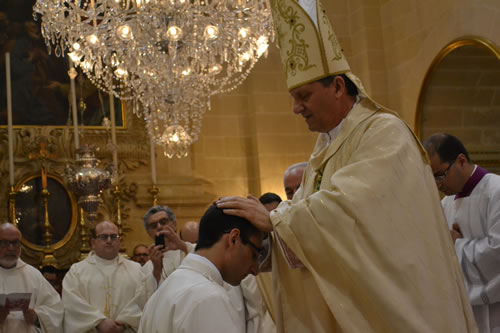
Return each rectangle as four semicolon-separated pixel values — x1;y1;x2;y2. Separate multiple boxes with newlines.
78;207;91;260
40;184;57;267
111;185;126;253
14;172;78;253
149;185;160;207
8;186;16;226
0;114;147;267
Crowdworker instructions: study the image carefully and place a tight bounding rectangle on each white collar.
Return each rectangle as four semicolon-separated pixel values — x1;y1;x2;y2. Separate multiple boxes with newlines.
184;253;224;286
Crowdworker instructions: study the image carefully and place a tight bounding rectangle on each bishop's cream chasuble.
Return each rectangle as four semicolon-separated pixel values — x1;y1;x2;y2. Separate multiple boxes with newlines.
268;99;477;332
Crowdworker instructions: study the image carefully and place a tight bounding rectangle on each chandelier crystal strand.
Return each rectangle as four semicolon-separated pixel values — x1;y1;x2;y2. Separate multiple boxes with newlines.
34;0;274;157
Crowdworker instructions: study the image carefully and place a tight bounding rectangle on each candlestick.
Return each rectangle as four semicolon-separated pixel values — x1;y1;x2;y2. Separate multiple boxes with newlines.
149;185;160;206
8;186;16;225
41;166;47;189
5;53;14;186
109;94;118;173
150;136;157;185
68;63;79;150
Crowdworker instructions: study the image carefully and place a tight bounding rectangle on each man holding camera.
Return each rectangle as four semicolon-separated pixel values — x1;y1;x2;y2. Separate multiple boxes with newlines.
141;206;195;291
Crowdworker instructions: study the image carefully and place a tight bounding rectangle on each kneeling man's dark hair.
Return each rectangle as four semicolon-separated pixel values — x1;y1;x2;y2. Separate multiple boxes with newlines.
195;205;260;251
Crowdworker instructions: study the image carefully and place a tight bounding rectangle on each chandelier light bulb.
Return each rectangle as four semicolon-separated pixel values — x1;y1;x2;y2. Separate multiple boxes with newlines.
117;25;133;40
72;42;81;50
86;34;99;45
167;26;182;41
238;28;249;39
68;51;82;63
181;68;191;76
81;61;93;71
204;25;219;40
209;64;222;74
239;52;251;64
114;67;128;78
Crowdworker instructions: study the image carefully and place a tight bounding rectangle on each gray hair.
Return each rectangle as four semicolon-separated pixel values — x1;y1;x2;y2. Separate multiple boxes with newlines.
143;205;176;230
283;162;307;183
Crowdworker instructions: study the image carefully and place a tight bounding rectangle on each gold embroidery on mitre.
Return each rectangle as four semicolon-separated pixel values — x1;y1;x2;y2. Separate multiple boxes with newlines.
273;0;316;80
270;0;351;90
317;1;343;61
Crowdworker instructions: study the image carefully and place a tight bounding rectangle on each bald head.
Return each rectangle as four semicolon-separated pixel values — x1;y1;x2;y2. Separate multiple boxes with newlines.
0;223;22;269
180;221;199;243
0;223;20;235
283;162;307;200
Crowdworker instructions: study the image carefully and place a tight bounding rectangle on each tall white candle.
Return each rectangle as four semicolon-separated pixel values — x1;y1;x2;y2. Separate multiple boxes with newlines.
109;94;118;173
5;53;14;186
150;135;157;184
68;61;79;150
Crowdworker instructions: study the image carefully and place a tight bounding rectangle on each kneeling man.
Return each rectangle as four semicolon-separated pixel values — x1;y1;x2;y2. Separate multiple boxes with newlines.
139;205;265;333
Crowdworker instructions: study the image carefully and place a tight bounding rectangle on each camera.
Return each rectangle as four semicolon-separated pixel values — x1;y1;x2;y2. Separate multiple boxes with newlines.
154;234;165;247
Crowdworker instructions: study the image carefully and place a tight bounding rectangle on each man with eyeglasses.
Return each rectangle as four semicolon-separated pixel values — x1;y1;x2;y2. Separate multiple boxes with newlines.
0;223;63;333
62;221;148;333
139;205;266;333
141;205;195;293
131;244;149;266
424;133;500;333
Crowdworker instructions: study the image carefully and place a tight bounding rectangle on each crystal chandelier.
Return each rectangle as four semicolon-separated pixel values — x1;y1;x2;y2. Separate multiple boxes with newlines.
33;0;274;158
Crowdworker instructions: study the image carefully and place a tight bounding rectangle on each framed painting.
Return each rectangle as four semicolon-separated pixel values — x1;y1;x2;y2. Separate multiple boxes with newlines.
0;0;125;128
15;173;78;251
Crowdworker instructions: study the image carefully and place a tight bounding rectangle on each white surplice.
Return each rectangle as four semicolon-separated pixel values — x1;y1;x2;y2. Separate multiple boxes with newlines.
442;172;500;333
62;252;148;333
0;259;63;333
142;242;195;296
139;253;245;333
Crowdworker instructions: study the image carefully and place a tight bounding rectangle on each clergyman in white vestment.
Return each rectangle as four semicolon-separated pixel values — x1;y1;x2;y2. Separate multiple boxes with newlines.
141;205;194;295
139;205;266;333
425;133;500;333
0;223;63;333
142;205;266;333
62;221;148;332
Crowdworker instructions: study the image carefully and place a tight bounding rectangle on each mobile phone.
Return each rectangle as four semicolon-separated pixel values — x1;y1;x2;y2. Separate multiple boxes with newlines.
154;234;165;247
